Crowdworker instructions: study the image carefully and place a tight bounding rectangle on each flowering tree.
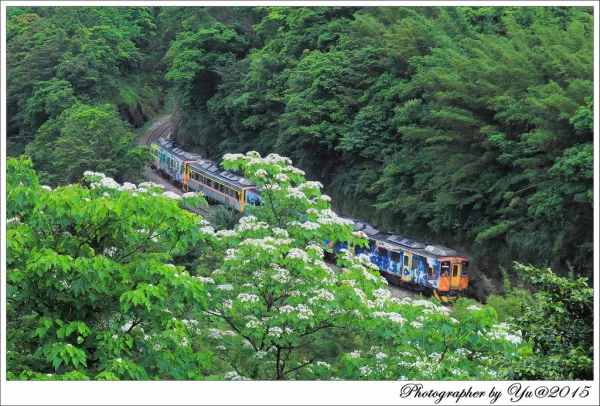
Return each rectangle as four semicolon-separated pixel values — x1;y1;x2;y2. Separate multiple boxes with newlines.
6;158;213;380
7;155;527;381
195;152;526;380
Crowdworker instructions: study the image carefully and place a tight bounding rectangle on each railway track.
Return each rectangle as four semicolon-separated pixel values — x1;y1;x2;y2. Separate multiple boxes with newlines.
144;119;172;147
139;116;216;220
138;117;425;301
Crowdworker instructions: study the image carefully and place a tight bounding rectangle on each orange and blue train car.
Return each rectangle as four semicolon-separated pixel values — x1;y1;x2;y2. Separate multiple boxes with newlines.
327;221;469;303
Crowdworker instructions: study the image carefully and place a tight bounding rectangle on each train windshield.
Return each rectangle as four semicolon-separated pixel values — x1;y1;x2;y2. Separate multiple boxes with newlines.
462;261;469;275
440;261;450;277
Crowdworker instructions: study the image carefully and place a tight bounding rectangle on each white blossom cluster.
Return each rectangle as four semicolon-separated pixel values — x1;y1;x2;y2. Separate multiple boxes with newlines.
208;328;237;339
271;267;290;283
305;244;324;257
296;304;315;320
274;173;289;182
254;169;268;178
373;311;406;325
162;191;181;200
285;188;306;200
194;276;215;284
222;153;247;162
297;181;323;190
272;228;289;237
286;248;309;262
487;323;522;344
316;209;353;226
308;288;335;305
237;293;260;303
103;246;117;257
223;371;250;381
182;191;204;198
267;326;283;337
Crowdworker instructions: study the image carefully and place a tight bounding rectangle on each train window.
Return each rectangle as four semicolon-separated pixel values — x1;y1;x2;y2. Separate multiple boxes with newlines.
378;247;388;258
440;261;450;277
452;264;459;278
403;255;409;266
462;261;469;275
390;251;400;263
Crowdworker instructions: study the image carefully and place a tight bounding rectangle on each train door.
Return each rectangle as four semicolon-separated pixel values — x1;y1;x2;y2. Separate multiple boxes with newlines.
450;262;462;290
402;251;412;281
438;261;451;291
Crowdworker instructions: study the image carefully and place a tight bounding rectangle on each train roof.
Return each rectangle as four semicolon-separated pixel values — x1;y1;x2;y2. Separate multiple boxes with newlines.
188;158;258;191
351;219;467;261
155;138;202;162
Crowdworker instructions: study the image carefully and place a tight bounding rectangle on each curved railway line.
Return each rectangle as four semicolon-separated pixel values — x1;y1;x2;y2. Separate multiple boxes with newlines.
144;119;173;147
141;117;215;219
139;116;417;300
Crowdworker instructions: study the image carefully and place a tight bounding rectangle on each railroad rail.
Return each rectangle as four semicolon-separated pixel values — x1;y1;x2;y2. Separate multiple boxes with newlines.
144;119;172;147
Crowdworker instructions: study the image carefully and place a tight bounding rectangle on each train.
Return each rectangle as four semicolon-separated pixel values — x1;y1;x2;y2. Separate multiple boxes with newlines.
152;138;262;212
151;137;469;303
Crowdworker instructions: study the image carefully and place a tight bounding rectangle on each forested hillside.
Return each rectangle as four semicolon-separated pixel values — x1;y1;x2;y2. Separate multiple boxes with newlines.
160;7;594;279
5;5;595;382
6;7;162;184
7;6;593;279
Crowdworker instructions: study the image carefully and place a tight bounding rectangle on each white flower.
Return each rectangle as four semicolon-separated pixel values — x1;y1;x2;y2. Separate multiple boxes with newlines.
217;284;234;291
268;326;283;337
121;320;133;332
162;191;181;200
7;217;20;224
300;221;320;230
287;248;309;262
224;371;243;380
375;352;388;360
245;319;262;329
118;182;137;191
112;334;118;339
348;350;360;358
410;321;423;329
194;276;215;284
41;185;52;191
468;305;482;311
256;350;268;359
103;246;117;257
296;304;314;320
182;192;200;199
254;169;268;178
274;173;288;182
320;194;331;202
116;358;122;363
237;293;260;303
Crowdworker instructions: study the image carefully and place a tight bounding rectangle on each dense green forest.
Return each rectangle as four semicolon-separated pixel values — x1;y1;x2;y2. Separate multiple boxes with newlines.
7;6;593;283
5;6;595;382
